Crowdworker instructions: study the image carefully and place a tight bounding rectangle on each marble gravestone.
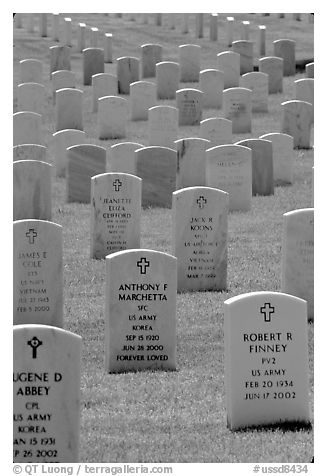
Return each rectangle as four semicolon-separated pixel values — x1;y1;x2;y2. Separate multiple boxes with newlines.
306;62;314;79
260;133;294;184
13;144;47;163
17;83;46;115
281;100;313;149
90;173;141;259
199;69;224;109
273;39;296;76
13;160;52;221
148;106;179;148
217;51;240;89
105;249;177;372
20;59;43;84
83;48;104;86
108;142;144;174
104;33;113;63
92;73;118;113
226;17;234;47
52;129;86;177
13;325;81;462
66;144;106;203
141;43;163;78
224;291;310;430
205;144;252;211
295;79;314;114
258;56;283;94
200;118;233;147
235;139;274;196
175;138;210;189
240;72;269;113
135;146;177;208
156;61;180;100
176;88;203;126
98;96;128;140
232;40;254;75
13;219;63;327
172;186;228;292
130;81;156;121
179;44;201;82
77;22;86;52
13;112;43;147
55;88;83;132
52;70;76;104
282;208;314;320
117;56;140;94
223;87;252;133
49;45;71;79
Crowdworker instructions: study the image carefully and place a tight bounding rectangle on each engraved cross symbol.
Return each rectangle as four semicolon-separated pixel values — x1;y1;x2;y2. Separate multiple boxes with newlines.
113;178;122;192
196;196;207;209
260;303;275;322
26;228;37;244
137;257;150;275
27;336;43;359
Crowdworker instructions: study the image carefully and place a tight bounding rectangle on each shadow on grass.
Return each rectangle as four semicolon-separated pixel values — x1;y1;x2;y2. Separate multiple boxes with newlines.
235;420;313;433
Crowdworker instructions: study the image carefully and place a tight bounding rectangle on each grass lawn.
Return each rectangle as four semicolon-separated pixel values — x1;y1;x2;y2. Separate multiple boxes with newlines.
13;13;314;463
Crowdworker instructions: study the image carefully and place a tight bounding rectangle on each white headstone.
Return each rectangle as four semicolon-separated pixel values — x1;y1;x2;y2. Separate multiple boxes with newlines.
205;144;252;211
92;73;118;113
240;72;269;113
39;13;47;37
235;138;274;196
141;44;163;78
66;144;106;203
52;129;86;177
90;173;141;259
130;81;156;121
273;39;296;76
13;325;81;462
259;56;283;94
172;186;228;291
98;96;128;140
176;88;203;126
305;62;314;79
226;16;234;47
257;25;266;57
295;79;314;115
105;249;177;372
232;40;254;75
17;82;46;115
209;14;218;41
282;208;314;320
90;27;100;47
51;70;76;104
117;56;140;94
179;44;201;82
224;291;310;430
156;61;180;100
195;13;204;38
13;220;63;327
20;59;43;84
55;88;83;132
13;144;47;163
108;142;144;174
175;137;211;189
281;100;313;149
200;117;233;147
52;13;60;42
259;133;294;184
77;23;86;53
49;45;71;79
83;48;104;86
217;51;240;88
223;87;252;133
13;160;52;221
181;13;189;33
199;69;224;109
13;112;42;147
135;146;177;208
104;33;113;63
148;106;179;148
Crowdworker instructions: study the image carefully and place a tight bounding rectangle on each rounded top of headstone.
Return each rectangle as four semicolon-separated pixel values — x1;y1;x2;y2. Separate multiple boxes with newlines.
224;290;307;306
179;44;201;49
283;208;314;218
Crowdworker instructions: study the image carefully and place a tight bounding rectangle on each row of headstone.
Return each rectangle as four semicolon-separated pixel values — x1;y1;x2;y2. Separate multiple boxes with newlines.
13;286;311;463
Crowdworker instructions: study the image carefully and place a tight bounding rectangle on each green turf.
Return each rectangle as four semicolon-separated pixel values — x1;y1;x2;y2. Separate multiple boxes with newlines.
13;13;314;463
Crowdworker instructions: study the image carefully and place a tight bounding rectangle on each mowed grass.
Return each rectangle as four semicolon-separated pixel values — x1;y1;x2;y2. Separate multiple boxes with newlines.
13;13;314;463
